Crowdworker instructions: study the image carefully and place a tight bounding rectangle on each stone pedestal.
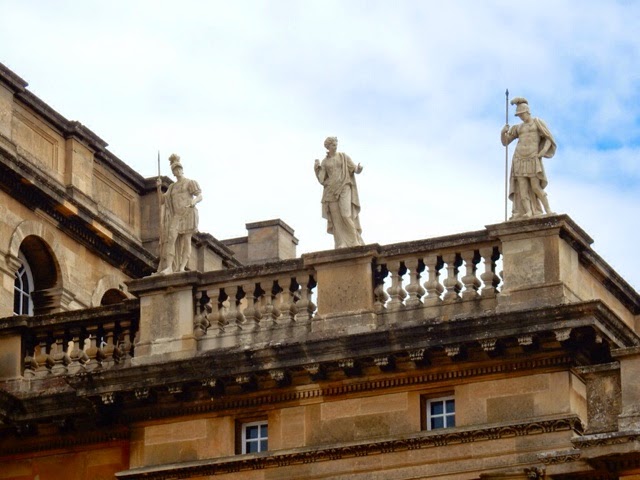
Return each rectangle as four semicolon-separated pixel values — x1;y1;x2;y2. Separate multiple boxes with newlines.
303;245;378;317
127;271;199;365
0;333;23;379
488;215;592;311
613;346;640;431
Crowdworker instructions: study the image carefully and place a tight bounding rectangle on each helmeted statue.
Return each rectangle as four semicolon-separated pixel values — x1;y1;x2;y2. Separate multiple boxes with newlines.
156;154;202;274
501;97;557;219
314;137;365;248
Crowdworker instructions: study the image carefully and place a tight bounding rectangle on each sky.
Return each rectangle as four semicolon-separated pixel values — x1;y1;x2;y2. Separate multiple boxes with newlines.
1;0;639;290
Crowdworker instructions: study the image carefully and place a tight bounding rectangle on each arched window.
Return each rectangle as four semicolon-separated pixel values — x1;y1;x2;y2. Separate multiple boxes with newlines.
101;288;128;306
14;252;34;315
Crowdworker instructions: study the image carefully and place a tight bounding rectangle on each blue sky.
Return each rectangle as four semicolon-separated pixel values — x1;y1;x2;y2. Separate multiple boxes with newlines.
1;0;639;289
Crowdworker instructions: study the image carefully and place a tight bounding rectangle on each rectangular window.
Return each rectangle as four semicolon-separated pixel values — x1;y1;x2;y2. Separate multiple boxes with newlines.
241;420;268;454
425;396;455;430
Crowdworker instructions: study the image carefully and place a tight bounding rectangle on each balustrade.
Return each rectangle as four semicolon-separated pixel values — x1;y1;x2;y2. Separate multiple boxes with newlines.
375;243;502;312
11;241;502;377
20;302;139;378
195;269;317;338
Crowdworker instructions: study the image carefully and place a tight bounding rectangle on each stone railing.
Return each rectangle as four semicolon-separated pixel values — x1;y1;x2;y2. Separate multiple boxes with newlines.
373;238;502;314
187;232;502;349
194;259;317;345
2;215;636;375
1;300;140;378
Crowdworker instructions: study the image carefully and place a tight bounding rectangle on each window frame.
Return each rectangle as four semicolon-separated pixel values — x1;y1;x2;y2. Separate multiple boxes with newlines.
239;419;268;454
423;395;455;431
14;252;34;316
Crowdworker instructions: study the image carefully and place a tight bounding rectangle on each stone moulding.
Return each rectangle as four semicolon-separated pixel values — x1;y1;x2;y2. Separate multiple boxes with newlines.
0;147;156;277
114;416;583;480
117;354;574;423
538;448;582;464
572;431;640;449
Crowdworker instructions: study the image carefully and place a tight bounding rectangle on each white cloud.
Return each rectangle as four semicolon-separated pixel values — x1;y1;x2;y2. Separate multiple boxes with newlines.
0;0;638;289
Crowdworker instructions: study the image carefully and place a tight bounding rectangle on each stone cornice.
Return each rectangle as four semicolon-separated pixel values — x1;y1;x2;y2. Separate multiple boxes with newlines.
114;416;583;480
56;300;638;398
572;430;640;449
115;353;574;423
0;145;157;278
0;62;28;92
0;300;139;334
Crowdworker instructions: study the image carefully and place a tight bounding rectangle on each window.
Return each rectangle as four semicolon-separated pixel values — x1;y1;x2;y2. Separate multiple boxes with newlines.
241;420;268;454
425;396;455;430
14;253;34;315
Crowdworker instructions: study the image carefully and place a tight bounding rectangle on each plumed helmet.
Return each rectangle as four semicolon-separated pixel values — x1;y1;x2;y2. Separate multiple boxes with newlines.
510;97;530;116
168;153;183;171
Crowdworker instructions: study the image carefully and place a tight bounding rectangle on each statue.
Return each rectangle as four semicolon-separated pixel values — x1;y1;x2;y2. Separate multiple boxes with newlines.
501;97;557;219
314;136;365;248
156;154;202;274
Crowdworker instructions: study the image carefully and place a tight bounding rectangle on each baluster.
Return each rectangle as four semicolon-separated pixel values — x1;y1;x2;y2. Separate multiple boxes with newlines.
67;329;88;375
422;255;443;306
278;277;297;323
442;253;462;302
118;320;133;365
261;280;281;327
193;290;211;339
23;334;38;378
386;261;407;311
50;331;70;376
404;258;426;308
480;246;501;298
205;288;226;334
100;322;116;369
295;274;316;323
242;282;263;328
34;336;53;377
223;286;246;330
23;349;37;378
461;250;481;300
84;324;101;372
373;264;389;313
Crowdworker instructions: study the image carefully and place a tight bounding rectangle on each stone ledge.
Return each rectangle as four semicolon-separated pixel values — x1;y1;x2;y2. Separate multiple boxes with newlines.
115;415;582;479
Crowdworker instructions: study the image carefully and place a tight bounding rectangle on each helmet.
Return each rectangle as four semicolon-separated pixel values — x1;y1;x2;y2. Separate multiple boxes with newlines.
515;102;530;116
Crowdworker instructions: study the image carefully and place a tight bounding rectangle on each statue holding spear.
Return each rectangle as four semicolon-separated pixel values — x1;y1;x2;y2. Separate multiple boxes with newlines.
501;96;557;220
155;153;202;274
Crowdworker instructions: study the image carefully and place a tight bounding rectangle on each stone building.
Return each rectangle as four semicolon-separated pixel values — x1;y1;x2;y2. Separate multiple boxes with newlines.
0;63;639;479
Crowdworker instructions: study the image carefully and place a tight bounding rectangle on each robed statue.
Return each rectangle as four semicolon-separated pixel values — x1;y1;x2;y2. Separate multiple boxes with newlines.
314;136;365;249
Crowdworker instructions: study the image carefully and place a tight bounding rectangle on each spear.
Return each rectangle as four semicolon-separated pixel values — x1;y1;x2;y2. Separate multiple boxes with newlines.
504;89;509;222
156;151;164;266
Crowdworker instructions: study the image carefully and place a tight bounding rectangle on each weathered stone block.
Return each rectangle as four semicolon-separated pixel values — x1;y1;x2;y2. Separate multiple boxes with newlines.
304;246;378;317
0;335;22;379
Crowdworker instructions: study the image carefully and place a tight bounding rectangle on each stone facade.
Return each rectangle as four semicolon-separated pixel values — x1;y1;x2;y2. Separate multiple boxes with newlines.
1;63;640;480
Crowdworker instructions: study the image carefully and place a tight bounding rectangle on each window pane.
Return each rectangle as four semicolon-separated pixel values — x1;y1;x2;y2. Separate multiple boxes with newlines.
261;424;268;437
430;401;443;415
431;417;444;429
446;399;455;413
246;425;259;439
246;440;258;453
13;288;20;314
447;414;456;427
260;439;268;451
